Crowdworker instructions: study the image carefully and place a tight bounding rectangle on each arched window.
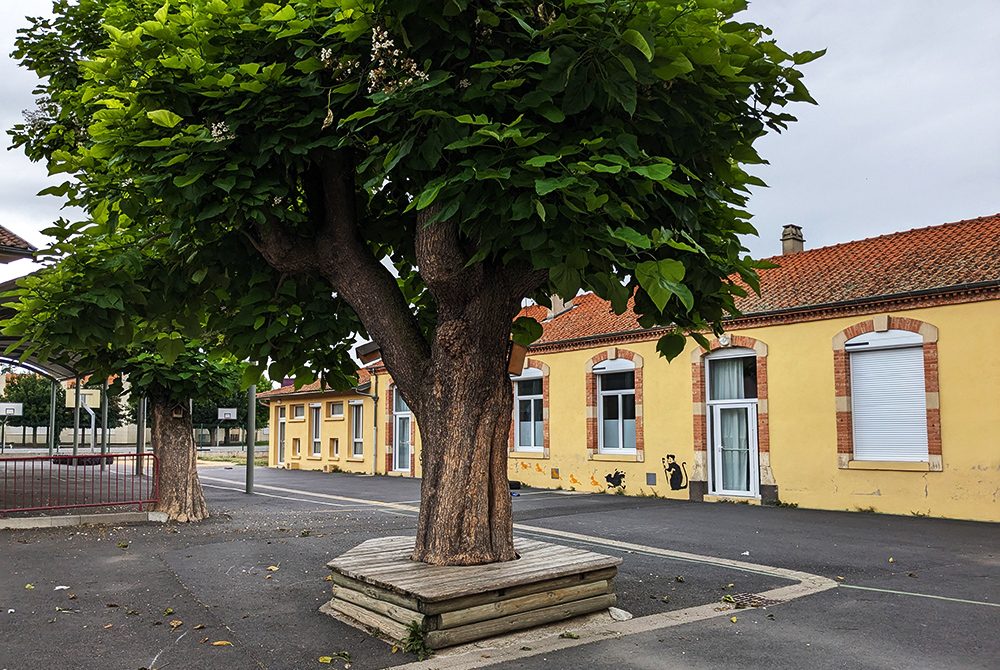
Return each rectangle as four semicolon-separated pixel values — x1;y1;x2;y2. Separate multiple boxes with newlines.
594;358;637;453
833;317;941;469
512;367;544;452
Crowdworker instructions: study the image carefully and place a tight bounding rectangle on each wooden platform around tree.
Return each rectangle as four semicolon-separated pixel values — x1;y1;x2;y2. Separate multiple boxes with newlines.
322;535;621;648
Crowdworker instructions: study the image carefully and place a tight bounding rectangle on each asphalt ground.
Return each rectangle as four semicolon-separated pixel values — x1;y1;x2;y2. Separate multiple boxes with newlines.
1;465;997;670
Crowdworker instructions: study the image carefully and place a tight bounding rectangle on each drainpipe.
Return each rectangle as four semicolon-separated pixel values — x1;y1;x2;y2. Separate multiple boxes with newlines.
353;375;378;475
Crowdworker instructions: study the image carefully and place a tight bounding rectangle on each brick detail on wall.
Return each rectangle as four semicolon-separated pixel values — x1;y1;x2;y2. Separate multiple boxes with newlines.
586;349;643;458
832;316;941;467
690;336;770;486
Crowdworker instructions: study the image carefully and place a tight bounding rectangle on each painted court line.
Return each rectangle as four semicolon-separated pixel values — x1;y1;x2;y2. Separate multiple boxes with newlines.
839;584;1000;608
199;475;421;512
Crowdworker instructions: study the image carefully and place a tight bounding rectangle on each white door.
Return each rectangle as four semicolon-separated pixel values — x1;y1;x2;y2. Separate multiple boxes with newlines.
710;402;759;497
277;415;286;465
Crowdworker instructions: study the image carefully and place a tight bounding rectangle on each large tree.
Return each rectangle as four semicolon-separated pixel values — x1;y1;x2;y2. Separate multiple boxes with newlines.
10;0;819;564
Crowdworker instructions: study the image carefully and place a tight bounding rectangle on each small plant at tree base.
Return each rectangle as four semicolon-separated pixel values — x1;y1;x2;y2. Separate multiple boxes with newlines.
402;621;432;661
770;499;799;508
855;505;878;514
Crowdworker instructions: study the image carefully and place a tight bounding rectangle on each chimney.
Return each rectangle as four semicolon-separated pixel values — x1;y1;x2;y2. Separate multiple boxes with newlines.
781;225;804;254
546;294;572;320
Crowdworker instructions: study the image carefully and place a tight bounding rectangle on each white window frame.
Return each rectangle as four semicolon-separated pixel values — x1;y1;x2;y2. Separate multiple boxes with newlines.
292;404;305;419
331;437;339;458
329;401;344;418
512;368;544;452
350;401;364;458
310;405;321;456
277;406;286;465
705;347;760;497
846;330;928;462
393;388;412;471
595;358;636;454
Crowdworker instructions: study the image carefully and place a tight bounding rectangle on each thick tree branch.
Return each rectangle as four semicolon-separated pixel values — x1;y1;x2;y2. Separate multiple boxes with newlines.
253;150;431;395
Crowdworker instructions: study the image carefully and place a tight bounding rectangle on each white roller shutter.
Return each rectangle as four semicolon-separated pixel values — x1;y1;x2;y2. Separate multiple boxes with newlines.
850;346;928;461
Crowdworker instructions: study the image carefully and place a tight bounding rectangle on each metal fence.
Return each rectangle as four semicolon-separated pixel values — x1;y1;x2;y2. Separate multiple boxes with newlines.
1;453;158;517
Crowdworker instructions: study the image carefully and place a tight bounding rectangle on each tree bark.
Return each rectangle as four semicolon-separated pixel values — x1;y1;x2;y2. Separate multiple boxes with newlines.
251;152;549;565
148;390;208;522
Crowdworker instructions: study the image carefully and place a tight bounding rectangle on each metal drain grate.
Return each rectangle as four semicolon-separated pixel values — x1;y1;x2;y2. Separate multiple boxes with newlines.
730;593;785;608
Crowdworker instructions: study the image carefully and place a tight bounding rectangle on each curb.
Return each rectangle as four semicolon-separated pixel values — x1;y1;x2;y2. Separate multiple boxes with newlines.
0;510;168;530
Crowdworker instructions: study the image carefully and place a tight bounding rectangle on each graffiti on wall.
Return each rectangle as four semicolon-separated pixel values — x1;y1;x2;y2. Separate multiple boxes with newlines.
662;455;688;490
605;469;626;490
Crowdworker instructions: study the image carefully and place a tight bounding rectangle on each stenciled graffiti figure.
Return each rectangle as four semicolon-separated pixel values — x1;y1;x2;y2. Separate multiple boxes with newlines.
605;469;626;490
662;455;688;490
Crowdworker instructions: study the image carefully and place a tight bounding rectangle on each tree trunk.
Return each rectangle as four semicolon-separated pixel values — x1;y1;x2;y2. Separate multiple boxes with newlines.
33;426;38;446
411;287;520;566
148;390;208;522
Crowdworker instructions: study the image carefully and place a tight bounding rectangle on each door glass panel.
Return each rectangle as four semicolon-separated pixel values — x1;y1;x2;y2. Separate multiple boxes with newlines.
394;390;409;413
710;357;757;400
518;379;542;396
601;371;634;391
719;407;750;492
602;396;620;448
396;416;410;469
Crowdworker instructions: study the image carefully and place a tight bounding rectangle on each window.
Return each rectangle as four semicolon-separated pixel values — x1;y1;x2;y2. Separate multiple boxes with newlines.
846;330;927;462
311;406;321;456
293;404;305;419
329;402;344;418
292;438;300;456
331;437;339;458
514;373;543;451
595;359;636;453
351;402;364;457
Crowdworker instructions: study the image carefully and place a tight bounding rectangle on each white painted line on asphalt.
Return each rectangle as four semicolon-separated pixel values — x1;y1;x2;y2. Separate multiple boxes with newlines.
840;584;1000;608
199;475;421;512
201;483;352;507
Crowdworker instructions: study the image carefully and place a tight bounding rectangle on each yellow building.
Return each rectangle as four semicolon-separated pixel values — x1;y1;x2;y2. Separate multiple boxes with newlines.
264;215;1000;523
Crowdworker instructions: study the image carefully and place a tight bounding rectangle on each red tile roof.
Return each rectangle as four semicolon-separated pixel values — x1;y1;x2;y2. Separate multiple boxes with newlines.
738;214;1000;314
523;214;1000;346
257;368;370;398
0;225;35;253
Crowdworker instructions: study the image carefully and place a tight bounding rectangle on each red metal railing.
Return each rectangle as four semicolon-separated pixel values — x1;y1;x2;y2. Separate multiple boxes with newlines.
1;453;159;517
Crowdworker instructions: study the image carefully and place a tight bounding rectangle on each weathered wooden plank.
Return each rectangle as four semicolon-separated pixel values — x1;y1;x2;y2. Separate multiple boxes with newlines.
421;567;618;615
437;579;611;629
331;585;425;627
425;593;617;649
328;572;422;611
323;598;410;642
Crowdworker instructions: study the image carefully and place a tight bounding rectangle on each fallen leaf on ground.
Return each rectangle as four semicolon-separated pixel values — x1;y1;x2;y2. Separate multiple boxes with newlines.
266;566;279;571
170;620;183;629
675;575;685;583
69;594;77;600
200;637;210;644
722;595;735;603
163;608;173;615
324;576;333;581
908;573;917;578
212;640;232;646
318;657;332;664
104;624;112;629
559;631;579;639
391;646;398;653
888;557;894;563
25;584;35;589
107;603;119;608
265;575;272;579
836;576;845;580
194;624;205;630
730;617;738;623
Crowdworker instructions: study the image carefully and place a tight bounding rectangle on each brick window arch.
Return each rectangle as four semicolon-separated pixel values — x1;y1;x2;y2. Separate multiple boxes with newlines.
832;315;941;470
586;348;644;460
508;359;550;457
690;336;772;501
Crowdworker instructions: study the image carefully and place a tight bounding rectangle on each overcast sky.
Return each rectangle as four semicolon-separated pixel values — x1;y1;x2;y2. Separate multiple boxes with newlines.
0;0;997;283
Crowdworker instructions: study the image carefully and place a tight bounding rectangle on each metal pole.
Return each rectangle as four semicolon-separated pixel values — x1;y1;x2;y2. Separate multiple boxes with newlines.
245;385;255;495
1;420;5;455
100;380;109;471
72;376;81;456
135;397;146;476
48;380;57;456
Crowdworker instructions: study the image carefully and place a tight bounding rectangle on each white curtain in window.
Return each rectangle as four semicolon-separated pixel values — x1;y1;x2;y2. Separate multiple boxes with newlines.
711;359;744;400
720;407;749;492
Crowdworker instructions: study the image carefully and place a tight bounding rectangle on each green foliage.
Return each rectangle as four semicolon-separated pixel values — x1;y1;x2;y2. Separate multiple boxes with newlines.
7;0;819;395
402;620;433;661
